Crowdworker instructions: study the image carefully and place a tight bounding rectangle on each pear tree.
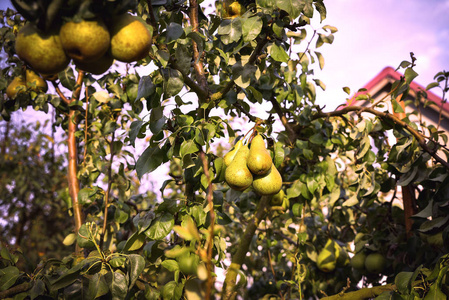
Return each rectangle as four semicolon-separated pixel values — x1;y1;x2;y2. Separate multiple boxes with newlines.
1;0;449;299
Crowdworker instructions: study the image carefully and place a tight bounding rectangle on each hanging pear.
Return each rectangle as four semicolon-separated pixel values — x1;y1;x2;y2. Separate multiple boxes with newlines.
224;139;243;166
247;134;272;176
225;145;253;191
252;163;282;196
317;239;338;272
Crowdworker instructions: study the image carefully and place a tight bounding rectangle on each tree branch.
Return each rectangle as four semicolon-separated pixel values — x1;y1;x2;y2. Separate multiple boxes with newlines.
0;282;32;299
67;71;85;254
189;0;208;100
314;105;449;171
321;283;396;300
268;96;297;143
222;195;271;300
169;56;209;100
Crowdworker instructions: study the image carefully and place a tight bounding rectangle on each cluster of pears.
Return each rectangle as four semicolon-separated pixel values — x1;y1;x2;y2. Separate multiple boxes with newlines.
350;250;387;274
316;239;349;272
6;69;48;99
14;13;152;77
223;134;283;196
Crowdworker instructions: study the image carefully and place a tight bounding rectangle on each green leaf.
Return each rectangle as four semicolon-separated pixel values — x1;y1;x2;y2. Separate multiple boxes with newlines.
59;67;76;91
122;232;146;252
394;272;413;294
107;272;128;300
136;76;155;102
180;139;199;159
423;282;446;300
77;224;96;249
276;0;305;19
314;0;327;22
161;280;184;300
161;260;179;272
145;213;175;240
127;254;145;290
166;22;184;43
242;16;263;42
164;69;184;98
50;262;85;291
270;44;290;63
136;145;165;179
404;68;418;85
217;18;242;45
129;120;144;147
0;266;20;291
315;51;325;70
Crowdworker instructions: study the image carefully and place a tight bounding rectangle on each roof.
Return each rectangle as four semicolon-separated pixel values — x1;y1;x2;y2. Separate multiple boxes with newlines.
344;66;447;116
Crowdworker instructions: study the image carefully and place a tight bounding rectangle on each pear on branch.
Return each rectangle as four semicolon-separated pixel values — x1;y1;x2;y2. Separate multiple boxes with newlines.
225;145;253;191
15;24;70;74
224;139;243;166
109;13;152;63
317;239;338;272
247;134;272;176
59;17;110;63
6;76;26;99
25;69;47;93
252;164;282;196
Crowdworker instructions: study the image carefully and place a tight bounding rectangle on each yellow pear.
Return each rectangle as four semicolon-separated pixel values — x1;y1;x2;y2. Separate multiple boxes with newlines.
317;239;337;272
15;24;70;74
252;164;282;196
59;18;110;63
224;139;243;166
109;13;152;63
247;135;272;176
225;145;253;191
75;52;114;75
6;76;26;99
25;69;47;92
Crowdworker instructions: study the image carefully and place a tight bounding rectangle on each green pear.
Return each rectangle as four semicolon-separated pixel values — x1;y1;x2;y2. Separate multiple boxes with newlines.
225;145;253;191
270;189;285;206
252;164;282;196
6;76;26;99
60;18;110;63
75;52;114;75
247;135;272;175
336;246;349;266
25;69;47;92
15;24;70;74
317;239;337;272
350;252;366;270
364;253;386;274
224;139;243;166
109;13;152;63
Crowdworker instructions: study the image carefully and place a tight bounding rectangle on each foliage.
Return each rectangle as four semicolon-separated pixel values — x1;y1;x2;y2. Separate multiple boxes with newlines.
0;0;449;299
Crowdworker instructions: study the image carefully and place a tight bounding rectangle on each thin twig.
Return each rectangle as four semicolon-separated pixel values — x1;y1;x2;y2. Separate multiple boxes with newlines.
83;87;89;162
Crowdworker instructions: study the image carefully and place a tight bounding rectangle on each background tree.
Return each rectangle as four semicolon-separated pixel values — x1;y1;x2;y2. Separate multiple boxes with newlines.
0;1;449;299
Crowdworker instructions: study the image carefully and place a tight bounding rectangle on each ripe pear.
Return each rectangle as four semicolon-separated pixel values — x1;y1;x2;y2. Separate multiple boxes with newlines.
350;252;366;270
109;13;152;63
75;52;114;75
60;18;110;63
224;139;243;166
252;164;282;196
247;135;272;175
317;239;337;272
25;69;47;92
6;76;26;99
225;145;253;191
336;246;349;266
15;24;70;74
364;253;386;274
